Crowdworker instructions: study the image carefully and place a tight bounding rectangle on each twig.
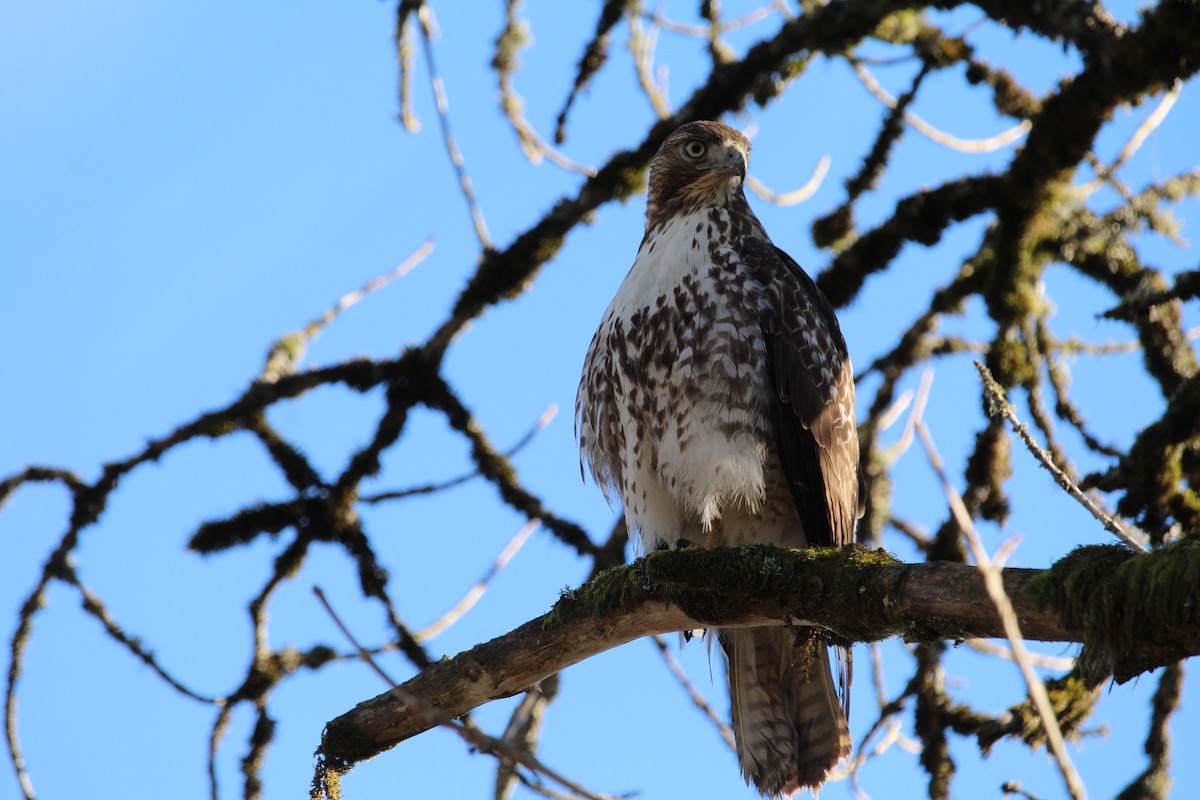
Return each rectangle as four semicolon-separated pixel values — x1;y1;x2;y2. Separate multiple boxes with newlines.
852;61;1031;153
417;519;540;641
642;3;783;37
395;2;421;132
915;420;1088;800
869;642;889;709
208;704;234;800
648;635;736;749
628;10;671;119
362;404;558;504
74;575;222;705
849;673;919;798
964;639;1075;671
877;370;933;465
1082;80;1181;194
0;466;86;509
494;0;597;176
888;515;932;552
699;0;736;66
495;676;558;800
415;4;493;249
261;239;434;381
744;154;831;206
973;361;1148;551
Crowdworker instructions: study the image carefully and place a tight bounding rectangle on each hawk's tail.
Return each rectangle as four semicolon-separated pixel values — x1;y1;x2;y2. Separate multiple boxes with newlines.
722;628;850;797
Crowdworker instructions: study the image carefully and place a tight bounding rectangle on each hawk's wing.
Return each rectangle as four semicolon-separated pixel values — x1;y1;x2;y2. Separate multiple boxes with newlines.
760;243;859;549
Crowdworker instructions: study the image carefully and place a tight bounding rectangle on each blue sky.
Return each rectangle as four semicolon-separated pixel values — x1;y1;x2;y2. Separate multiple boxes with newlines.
2;3;1198;799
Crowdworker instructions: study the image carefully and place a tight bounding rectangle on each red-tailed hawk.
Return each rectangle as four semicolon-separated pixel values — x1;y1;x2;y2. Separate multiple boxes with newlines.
576;121;857;796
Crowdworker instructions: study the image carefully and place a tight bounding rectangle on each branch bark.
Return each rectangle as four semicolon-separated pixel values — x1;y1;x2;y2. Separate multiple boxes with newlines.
315;542;1200;785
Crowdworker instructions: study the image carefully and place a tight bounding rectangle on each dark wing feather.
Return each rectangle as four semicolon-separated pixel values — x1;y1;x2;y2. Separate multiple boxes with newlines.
761;244;859;549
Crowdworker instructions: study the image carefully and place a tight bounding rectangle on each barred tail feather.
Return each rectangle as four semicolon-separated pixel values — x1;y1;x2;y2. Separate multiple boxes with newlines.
722;628;850;796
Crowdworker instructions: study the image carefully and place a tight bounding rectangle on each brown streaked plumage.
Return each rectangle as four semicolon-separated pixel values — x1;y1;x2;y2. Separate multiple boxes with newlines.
576;120;858;796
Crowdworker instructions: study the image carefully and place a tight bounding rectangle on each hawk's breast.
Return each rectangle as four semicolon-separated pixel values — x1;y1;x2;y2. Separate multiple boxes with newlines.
577;207;774;544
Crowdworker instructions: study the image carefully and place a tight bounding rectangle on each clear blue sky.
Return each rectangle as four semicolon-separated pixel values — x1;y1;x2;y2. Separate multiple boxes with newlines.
2;3;1198;799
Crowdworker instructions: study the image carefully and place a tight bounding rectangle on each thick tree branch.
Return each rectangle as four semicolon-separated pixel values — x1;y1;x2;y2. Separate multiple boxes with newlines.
314;542;1200;787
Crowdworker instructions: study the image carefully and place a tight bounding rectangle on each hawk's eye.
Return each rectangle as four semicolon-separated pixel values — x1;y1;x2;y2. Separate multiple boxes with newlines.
683;140;707;159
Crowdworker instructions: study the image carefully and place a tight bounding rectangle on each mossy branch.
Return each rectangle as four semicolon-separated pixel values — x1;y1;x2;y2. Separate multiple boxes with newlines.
314;542;1200;790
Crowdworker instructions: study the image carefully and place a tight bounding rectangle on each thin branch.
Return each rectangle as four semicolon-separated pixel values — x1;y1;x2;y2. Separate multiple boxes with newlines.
0;466;86;509
208;704;235;800
417;519;540;642
915;421;1087;800
641;3;784;37
648;635;736;749
493;0;597;176
964;639;1075;672
415;4;493;249
494;676;558;800
974;361;1148;551
362;404;558;504
261;239;435;381
852;61;1031;153
877;369;933;466
74;574;222;705
1116;660;1183;800
1082;79;1182;194
395;2;421;132
628;9;671;119
744;154;831;206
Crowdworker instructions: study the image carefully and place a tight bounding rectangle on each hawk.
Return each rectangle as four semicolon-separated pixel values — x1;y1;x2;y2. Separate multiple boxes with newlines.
576;121;858;796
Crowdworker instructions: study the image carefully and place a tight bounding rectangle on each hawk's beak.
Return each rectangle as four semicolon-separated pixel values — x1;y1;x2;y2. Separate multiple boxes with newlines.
721;145;747;180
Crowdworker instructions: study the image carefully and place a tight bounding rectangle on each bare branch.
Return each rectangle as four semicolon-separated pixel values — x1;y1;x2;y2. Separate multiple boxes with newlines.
964;639;1075;672
362;404;558;504
1082;80;1182;195
417;519;540;642
744;154;831;206
415;5;493;249
974;361;1149;551
261;239;434;381
916;421;1087;800
494;0;597;176
852;61;1031;153
628;10;671;119
649;635;736;749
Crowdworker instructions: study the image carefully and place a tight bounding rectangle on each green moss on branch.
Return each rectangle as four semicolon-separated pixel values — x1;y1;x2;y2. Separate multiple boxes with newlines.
1027;539;1200;682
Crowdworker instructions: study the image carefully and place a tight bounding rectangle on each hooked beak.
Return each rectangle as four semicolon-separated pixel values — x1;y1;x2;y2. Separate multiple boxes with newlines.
719;144;747;180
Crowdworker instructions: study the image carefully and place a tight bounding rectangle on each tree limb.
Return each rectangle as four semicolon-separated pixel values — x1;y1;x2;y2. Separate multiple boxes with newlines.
315;542;1200;787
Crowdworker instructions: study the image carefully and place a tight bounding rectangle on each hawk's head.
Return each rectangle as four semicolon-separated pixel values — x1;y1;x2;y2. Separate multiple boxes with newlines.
646;120;750;228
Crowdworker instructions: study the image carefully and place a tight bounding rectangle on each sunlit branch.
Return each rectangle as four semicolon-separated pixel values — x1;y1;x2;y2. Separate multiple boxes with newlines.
642;2;784;37
974;361;1149;552
395;3;421;132
261;239;435;381
916;420;1087;800
414;4;493;249
649;635;736;749
628;11;671;119
362;404;558;504
965;639;1075;671
1082;80;1181;195
852;61;1031;153
745;154;831;206
495;0;597;176
417;519;540;642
